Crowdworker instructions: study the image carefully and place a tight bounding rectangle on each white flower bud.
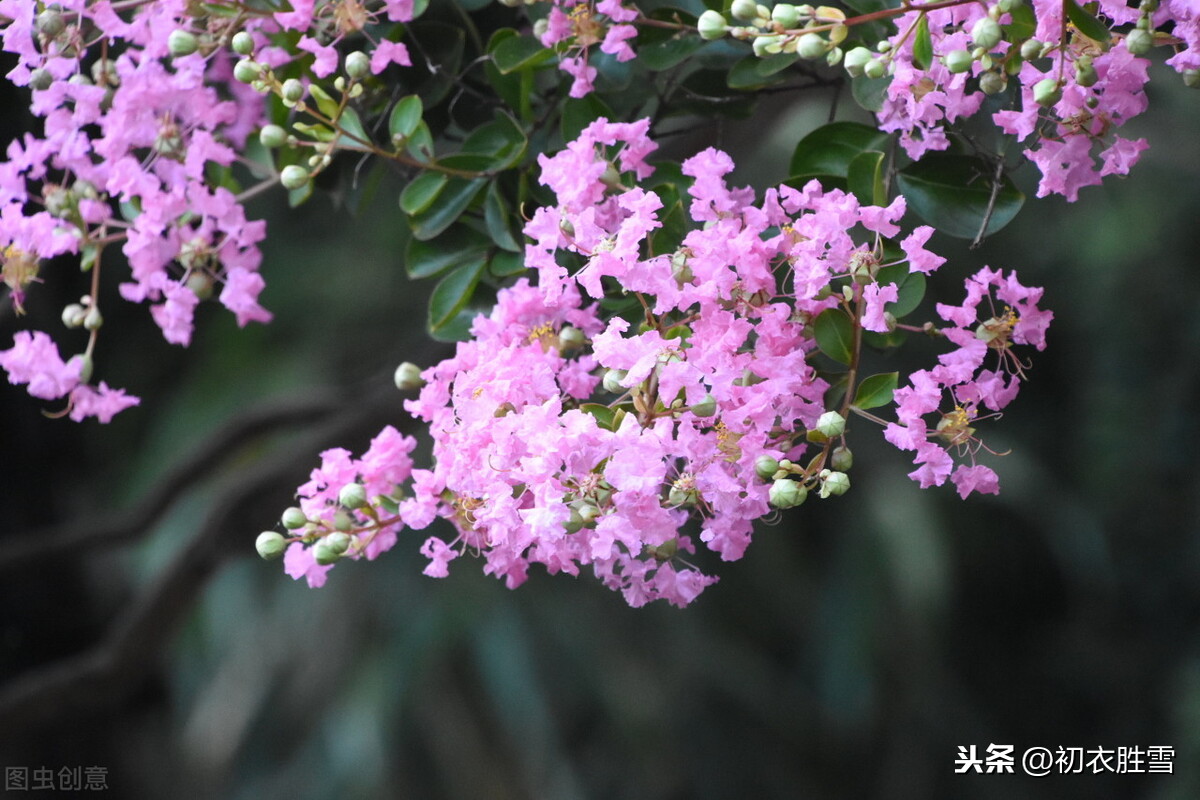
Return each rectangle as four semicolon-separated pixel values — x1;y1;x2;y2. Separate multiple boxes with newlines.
558;326;585;352
1032;77;1062;107
843;46;872;77
697;10;729;40
339;482;367;510
345;50;370;79
753;34;786;57
83;305;103;331
1184;69;1200;88
769;478;808;508
819;470;850;498
1020;38;1043;60
1125;28;1152;55
771;3;800;28
233;59;261;84
755;455;780;480
279;165;310;190
231;31;254;56
259;124;288;149
61;303;87;328
731;0;759;21
831;445;853;471
393;361;424;391
943;49;973;74
282;507;308;529
970;17;1003;51
36;9;65;38
815;410;846;438
256;531;287;560
29;67;53;91
168;30;199;58
979;71;1007;94
602;368;628;394
863;57;887;79
796;32;828;60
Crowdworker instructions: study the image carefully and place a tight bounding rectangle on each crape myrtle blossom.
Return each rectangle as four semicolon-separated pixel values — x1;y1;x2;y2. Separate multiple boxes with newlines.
0;0;417;420
269;119;1050;607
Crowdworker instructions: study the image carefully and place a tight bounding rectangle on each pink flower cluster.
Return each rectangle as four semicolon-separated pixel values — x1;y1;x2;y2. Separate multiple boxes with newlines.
878;0;1198;200
276;118;1049;607
536;0;640;97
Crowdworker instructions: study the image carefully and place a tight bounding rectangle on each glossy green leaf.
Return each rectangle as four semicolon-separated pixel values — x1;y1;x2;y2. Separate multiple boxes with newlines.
562;94;614;143
851;74;891;113
335;107;370;148
485;184;521;252
489;250;526;277
406;120;435;163
1002;2;1037;43
404;225;490;279
912;14;933;71
876;262;927;319
814;308;855;365
853;372;898;410
428;258;487;333
1065;0;1112;47
389;95;423;141
492;34;555;74
790;122;891;180
727;56;790;90
461;111;527;170
399;171;449;216
579;403;616;431
846;150;886;207
896;154;1025;239
409;178;486;240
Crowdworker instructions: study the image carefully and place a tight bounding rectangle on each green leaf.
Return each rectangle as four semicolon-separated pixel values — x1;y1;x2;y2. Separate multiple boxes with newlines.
846;150;886;207
399;171;449;216
306;83;341;119
429;258;487;333
489;250;526;277
461;111;527;170
912;14;933;71
727;56;789;90
389;95;423;142
406;120;435;163
405;225;490;279
561;94;614;143
814;308;855;365
578;403;616;431
1002;2;1037;43
790;122;891;180
876;262;927;319
485;184;521;252
409;178;486;240
1065;0;1112;47
853;372;898;410
335;107;370;148
638;34;705;71
492;34;555;74
896;154;1025;239
851;74;891;113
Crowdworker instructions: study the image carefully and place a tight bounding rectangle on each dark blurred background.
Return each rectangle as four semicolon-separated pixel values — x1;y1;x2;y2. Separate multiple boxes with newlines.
1;43;1199;800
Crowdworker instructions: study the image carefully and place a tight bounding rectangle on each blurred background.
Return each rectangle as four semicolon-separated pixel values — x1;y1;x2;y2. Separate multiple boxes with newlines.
1;37;1199;800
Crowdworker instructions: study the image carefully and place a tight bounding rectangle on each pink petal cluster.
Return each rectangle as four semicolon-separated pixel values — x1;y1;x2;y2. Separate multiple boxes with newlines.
537;0;640;97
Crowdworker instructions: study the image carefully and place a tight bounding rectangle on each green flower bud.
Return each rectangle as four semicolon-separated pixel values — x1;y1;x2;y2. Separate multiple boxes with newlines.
339;482;367;510
771;3;800;28
697;10;728;40
943;48;973;74
279;164;310;190
231;31;255;56
1032;77;1062;107
1074;58;1098;87
558;325;585;352
731;0;759;21
769;478;808;509
259;124;288;149
29;67;53;92
755;455;780;480
796;32;828;60
1184;69;1200;88
1125;28;1152;56
83;305;103;331
815;410;846;438
997;0;1024;12
863;57;887;79
281;506;308;529
281;78;305;104
979;71;1007;94
168;30;199;58
668;484;699;507
691;393;717;418
256;531;287;560
393;361;425;391
233;59;261;84
36;9;65;38
325;531;352;554
830;445;854;471
753;34;786;57
970;17;1003;51
75;353;93;384
602;368;628;394
819;470;850;498
843;46;873;77
313;541;342;565
826;47;844;67
1020;38;1043;61
345;50;370;79
61;303;86;328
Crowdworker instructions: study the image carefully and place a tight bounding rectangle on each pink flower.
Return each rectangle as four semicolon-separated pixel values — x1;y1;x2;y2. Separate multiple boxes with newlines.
0;330;83;399
219;267;272;327
370;40;411;74
68;382;141;423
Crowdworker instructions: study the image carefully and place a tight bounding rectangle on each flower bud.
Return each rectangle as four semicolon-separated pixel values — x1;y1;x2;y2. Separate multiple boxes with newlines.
769;478;808;509
339;482;367;510
602;368;627;394
168;30;199;58
1020;38;1043;61
281;78;305;104
731;0;759;21
393;361;425;391
282;506;308;529
61;303;87;328
979;71;1007;94
943;49;973;74
691;393;717;418
83;305;103;331
231;31;254;56
259;124;288;149
697;10;728;40
755;455;780;480
256;531;287;560
1032;77;1062;107
325;531;352;554
233;59;261;84
279;165;310;190
796;32;827;60
668;484;699;507
1074;57;1098;87
997;0;1024;12
1185;69;1200;88
863;57;887;79
345;50;370;79
819;470;850;497
75;353;93;384
771;3;800;28
29;68;53;91
815;410;846;438
830;445;853;471
313;538;346;565
1125;28;1152;55
843;46;872;77
558;325;585;352
970;17;1003;51
753;34;785;57
36;9;65;38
